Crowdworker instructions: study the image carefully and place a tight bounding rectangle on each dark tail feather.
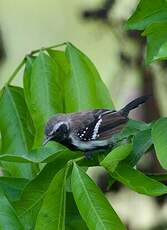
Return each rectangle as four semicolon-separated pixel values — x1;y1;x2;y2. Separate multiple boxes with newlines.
120;95;150;117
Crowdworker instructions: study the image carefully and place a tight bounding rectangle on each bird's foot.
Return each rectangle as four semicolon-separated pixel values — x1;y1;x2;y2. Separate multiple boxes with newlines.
84;151;94;160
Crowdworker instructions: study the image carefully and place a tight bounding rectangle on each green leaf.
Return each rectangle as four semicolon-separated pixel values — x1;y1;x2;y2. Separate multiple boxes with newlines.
152;118;167;170
126;0;167;63
14;157;73;229
71;163;125;230
66;192;88;230
125;119;149;131
0;161;33;179
35;166;69;230
0;188;24;230
0;143;81;164
118;119;149;140
47;49;70;111
0;86;33;156
144;21;167;63
23;56;35;110
126;129;152;166
0;86;34;178
65;43;114;112
0;177;29;202
47;49;70;75
148;173;167;182
23;51;64;147
111;163;167;196
100;144;132;172
126;0;167;30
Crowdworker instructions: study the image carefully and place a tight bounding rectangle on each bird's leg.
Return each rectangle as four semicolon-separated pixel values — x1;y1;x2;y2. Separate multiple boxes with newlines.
84;145;114;160
108;144;113;151
84;150;95;160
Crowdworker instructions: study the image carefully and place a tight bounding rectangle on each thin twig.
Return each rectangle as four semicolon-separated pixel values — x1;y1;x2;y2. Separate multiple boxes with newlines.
30;42;67;55
74;156;85;163
5;58;26;86
4;41;68;86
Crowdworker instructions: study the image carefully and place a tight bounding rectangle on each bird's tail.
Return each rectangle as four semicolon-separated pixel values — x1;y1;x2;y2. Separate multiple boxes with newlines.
120;95;150;117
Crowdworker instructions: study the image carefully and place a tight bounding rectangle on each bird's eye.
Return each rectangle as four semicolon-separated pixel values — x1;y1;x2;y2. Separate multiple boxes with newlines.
56;128;60;132
52;123;68;136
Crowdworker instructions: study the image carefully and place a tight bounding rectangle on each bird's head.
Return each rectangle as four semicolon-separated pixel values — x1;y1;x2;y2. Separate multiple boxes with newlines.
43;115;69;145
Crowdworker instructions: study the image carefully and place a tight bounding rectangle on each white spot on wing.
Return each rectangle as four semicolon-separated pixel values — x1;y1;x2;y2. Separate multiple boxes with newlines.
70;134;109;151
92;118;102;140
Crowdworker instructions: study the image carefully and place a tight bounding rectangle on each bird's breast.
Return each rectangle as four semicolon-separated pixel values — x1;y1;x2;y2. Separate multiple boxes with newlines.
70;135;109;151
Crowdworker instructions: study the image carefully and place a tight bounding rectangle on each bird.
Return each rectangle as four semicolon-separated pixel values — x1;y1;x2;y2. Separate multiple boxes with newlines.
43;95;149;159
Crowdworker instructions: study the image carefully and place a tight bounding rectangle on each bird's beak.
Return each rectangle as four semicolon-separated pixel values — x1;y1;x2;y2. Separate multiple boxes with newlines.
42;136;53;145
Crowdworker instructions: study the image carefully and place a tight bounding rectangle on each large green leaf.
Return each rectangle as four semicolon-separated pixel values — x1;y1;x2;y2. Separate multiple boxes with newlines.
47;49;70;111
111;163;167;196
35;166;69;230
148;173;167;182
126;128;152;166
115;119;150;144
100;144;132;173
152;118;167;170
14;156;74;229
144;21;167;63
126;0;167;30
0;144;81;163
47;49;70;75
23;51;64;147
0;177;29;202
23;56;36;118
0;86;33;155
65;43;114;112
71;163;125;230
0;188;24;230
65;192;88;230
0;86;34;178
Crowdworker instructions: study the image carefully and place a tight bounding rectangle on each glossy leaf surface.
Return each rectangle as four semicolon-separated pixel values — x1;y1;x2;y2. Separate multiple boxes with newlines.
144;22;167;63
65;43;114;112
0;177;29;202
0;188;24;230
65;192;88;230
101;144;132;172
0;86;34;178
23;52;63;147
35;167;68;230
71;163;125;230
152;118;167;170
126;129;152;166
126;0;167;30
112;163;167;196
14;157;72;229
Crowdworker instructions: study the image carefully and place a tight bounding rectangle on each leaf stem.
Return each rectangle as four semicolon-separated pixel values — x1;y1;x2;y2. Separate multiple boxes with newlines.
73;156;85;163
5;58;26;86
30;42;67;55
4;42;68;86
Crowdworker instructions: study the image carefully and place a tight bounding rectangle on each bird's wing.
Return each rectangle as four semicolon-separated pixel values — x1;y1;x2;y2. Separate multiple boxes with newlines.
96;111;128;140
70;109;127;141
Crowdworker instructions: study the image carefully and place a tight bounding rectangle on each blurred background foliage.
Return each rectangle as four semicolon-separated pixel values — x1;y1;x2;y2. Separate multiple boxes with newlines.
1;0;167;229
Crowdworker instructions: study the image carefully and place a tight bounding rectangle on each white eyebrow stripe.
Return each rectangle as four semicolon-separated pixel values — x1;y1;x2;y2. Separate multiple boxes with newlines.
53;122;64;131
50;121;68;135
92;118;102;140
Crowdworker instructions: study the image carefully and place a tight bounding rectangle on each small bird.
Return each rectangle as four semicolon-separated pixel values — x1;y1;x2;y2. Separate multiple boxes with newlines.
43;96;149;159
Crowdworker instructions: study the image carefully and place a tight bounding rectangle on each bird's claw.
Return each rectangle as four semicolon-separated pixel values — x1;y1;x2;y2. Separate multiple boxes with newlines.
84;151;94;160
